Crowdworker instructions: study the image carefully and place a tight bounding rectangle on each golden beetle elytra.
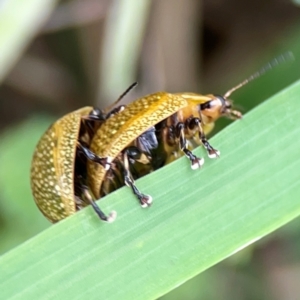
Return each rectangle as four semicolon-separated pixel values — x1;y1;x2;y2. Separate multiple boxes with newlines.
30;85;135;223
30;107;108;222
30;53;291;223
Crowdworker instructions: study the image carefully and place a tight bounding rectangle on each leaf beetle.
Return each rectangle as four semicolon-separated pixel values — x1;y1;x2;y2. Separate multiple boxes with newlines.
31;53;292;222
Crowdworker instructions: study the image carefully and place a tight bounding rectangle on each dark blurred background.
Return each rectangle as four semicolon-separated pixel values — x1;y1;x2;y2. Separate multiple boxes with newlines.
1;0;300;299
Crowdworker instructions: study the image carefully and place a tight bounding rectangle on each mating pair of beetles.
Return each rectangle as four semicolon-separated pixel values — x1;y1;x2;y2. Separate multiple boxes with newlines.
30;55;288;223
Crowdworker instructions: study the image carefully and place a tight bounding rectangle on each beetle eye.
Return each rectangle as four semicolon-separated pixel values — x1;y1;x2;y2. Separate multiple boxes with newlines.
200;101;211;110
226;102;232;109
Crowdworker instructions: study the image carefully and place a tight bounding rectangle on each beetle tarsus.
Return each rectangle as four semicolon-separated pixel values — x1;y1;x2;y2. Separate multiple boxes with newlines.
123;146;153;209
201;139;220;158
82;188;116;222
106;211;117;223
182;148;204;169
124;174;152;207
207;148;220;159
140;195;153;208
176;122;205;169
90;199;116;222
191;157;205;170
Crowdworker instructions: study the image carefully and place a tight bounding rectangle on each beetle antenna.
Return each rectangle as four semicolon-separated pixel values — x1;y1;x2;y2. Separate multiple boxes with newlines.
224;51;294;98
104;82;138;112
116;82;138;102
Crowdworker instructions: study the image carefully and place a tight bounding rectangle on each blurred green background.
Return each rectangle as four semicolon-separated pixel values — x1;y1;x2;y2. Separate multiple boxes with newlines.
1;0;300;299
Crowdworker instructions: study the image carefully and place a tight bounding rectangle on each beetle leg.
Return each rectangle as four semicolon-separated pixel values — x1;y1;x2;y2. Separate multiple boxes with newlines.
123;150;152;208
81;188;117;222
77;143;111;170
188;118;220;158
176;123;204;170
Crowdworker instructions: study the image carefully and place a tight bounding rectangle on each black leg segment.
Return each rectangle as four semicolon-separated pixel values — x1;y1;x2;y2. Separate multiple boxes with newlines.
123;150;152;207
176;122;204;169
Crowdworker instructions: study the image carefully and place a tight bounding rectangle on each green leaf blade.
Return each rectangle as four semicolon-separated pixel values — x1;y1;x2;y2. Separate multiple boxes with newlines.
1;80;300;300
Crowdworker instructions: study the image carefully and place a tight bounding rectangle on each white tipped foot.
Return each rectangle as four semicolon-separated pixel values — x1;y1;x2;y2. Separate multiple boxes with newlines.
141;195;153;208
106;210;117;223
191;157;204;170
208;150;220;159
